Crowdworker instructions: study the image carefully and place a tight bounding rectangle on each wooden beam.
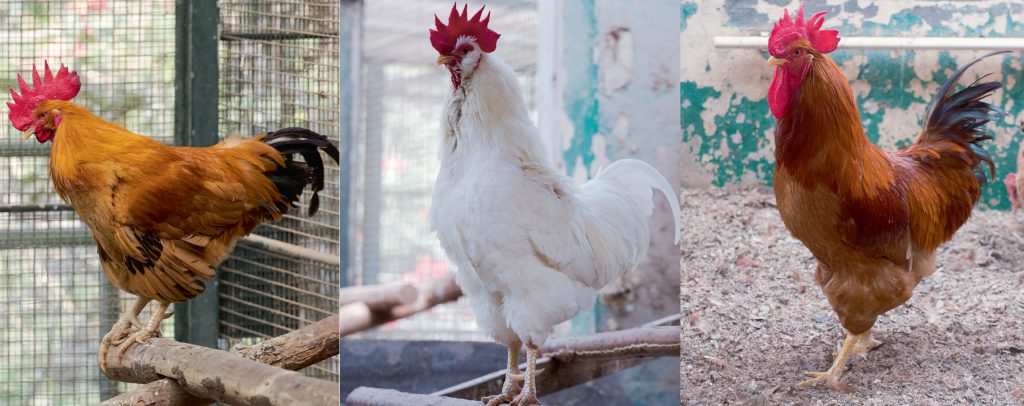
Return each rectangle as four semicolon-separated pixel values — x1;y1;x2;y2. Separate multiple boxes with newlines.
434;322;680;401
347;387;479;406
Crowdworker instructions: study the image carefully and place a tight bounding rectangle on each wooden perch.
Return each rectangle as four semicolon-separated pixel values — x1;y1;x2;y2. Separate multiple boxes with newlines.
100;314;340;406
234;314;340;370
540;325;679;361
339;282;417;310
346;319;680;405
433;320;680;401
347;387;479;406
99;338;338;405
340;273;462;336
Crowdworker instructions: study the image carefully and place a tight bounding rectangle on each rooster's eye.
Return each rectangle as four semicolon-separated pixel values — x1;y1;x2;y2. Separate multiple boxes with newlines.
794;49;802;56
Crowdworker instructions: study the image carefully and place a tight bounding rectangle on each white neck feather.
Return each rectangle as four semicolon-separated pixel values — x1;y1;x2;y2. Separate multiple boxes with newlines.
439;54;549;166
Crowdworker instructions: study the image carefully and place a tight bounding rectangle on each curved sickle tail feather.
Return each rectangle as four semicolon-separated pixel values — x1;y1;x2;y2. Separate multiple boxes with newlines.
593;159;682;244
262;127;341;216
921;50;1008;185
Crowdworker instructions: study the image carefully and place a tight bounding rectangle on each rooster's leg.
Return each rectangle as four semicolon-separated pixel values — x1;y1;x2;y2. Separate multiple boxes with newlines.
510;344;542;405
98;296;151;373
114;302;170;360
797;329;881;391
482;340;524;406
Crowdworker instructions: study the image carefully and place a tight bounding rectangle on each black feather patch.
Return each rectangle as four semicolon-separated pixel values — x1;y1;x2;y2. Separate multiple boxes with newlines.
921;50;1008;184
262;127;341;216
123;231;163;275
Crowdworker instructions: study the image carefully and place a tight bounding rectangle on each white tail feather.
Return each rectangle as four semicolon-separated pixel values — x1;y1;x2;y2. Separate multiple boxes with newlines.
575;159;682;288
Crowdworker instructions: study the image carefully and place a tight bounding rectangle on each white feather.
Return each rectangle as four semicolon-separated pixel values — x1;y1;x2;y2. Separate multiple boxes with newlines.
430;51;681;347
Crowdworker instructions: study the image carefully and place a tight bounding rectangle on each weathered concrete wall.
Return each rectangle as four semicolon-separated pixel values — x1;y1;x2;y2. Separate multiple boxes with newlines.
537;1;681;404
540;0;682;332
681;0;1024;209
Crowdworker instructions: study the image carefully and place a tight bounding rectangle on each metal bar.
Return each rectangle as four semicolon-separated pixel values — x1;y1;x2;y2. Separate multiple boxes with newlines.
223;254;337;287
0;143;50;157
219;271;338;304
338;0;363;287
714;36;1024;51
0;230;93;249
0;204;73;213
239;234;341;267
221;31;339;41
174;0;220;349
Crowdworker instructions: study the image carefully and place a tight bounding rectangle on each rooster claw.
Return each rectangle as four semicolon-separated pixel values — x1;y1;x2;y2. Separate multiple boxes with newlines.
482;393;516;406
114;329;159;360
509;392;541;406
797;371;857;393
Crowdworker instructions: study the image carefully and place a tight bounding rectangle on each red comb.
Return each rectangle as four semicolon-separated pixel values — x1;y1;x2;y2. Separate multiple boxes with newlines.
768;4;840;56
430;3;500;55
7;61;81;131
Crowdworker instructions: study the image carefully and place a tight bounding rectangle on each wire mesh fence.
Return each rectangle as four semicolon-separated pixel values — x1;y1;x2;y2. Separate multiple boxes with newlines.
350;0;538;341
218;0;341;381
0;0;176;403
0;0;344;401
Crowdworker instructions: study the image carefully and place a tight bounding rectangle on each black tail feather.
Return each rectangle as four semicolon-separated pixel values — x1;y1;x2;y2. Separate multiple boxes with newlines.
262;127;341;216
922;51;1008;185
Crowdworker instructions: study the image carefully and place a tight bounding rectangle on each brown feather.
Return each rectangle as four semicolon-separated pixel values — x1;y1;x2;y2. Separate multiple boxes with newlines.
42;100;304;304
774;51;988;334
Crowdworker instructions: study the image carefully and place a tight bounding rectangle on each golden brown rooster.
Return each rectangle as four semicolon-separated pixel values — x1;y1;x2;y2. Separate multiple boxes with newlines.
7;62;339;372
765;6;1005;390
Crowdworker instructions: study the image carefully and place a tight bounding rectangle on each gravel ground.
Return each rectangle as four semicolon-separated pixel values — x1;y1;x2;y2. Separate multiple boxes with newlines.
680;187;1024;405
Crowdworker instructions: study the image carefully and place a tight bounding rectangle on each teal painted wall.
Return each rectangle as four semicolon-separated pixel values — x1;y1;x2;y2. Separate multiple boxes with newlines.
681;0;1024;209
540;1;682;404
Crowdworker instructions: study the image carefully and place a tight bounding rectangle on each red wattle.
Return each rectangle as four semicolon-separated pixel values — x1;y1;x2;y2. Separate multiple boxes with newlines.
768;67;789;120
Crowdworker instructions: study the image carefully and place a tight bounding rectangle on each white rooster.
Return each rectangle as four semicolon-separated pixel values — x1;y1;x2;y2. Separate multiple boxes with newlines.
428;4;682;405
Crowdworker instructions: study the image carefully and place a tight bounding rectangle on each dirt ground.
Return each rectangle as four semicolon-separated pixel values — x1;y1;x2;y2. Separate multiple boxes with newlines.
680;187;1024;405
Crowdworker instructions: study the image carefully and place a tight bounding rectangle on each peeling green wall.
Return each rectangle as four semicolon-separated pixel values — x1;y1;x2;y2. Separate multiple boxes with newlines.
681;0;1024;209
540;1;682;404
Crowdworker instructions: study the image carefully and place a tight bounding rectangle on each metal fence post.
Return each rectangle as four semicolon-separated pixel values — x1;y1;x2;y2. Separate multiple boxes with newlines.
339;0;363;287
173;0;220;348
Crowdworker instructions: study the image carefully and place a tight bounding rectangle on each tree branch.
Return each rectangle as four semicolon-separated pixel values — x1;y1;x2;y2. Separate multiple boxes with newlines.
340;273;462;336
233;314;340;370
99;338;338;405
540;325;679;361
338;282;417;310
100;314;340;406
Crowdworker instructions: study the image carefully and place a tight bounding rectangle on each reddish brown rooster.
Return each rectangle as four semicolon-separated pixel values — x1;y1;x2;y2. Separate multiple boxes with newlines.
766;6;1005;389
7;62;339;372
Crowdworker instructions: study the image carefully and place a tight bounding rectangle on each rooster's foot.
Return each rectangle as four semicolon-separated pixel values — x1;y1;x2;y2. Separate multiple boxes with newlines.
482;391;518;406
798;330;876;392
98;318;138;373
797;370;856;392
114;328;161;360
509;391;541;406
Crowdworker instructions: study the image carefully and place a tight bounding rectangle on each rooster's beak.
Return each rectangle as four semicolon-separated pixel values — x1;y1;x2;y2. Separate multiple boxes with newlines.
21;129;34;140
437;55;455;66
766;56;786;67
